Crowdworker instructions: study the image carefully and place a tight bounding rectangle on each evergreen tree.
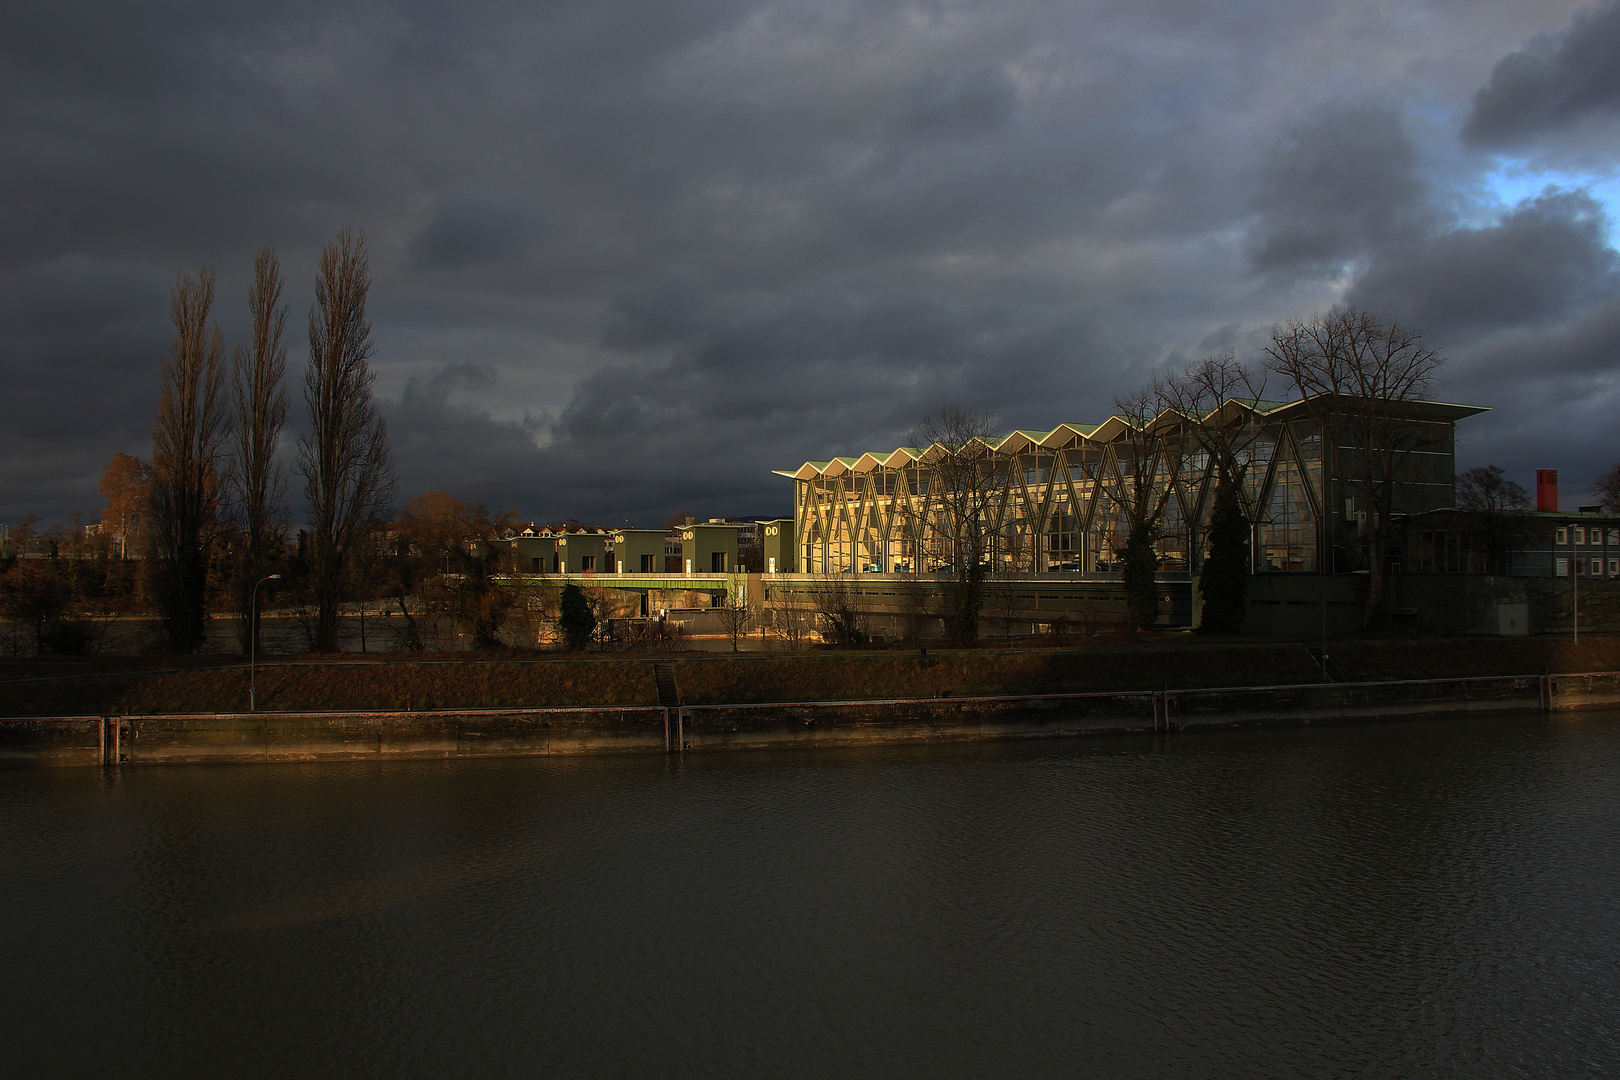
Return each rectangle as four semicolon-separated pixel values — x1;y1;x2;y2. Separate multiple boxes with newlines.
558;583;595;650
1196;480;1249;634
1122;522;1159;632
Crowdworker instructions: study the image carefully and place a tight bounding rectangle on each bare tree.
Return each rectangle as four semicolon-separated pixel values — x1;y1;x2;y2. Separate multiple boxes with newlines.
715;588;758;652
810;574;868;647
295;228;397;653
98;451;149;561
1153;354;1268;492
1456;464;1533;574
149;267;227;653
912;406;1007;643
229;247;290;654
1456;465;1531;514
1595;463;1620;514
1153;355;1268;633
1265;307;1445;630
770;602;816;649
1097;388;1190;631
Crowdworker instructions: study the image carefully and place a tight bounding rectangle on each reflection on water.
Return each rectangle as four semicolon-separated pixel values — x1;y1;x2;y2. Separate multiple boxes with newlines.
5;712;1620;1079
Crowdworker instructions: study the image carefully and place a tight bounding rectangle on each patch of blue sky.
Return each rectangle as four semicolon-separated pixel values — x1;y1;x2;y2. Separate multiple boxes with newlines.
1482;160;1620;246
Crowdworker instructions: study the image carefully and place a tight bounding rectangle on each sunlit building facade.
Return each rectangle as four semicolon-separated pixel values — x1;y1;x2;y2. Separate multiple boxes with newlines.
778;397;1484;578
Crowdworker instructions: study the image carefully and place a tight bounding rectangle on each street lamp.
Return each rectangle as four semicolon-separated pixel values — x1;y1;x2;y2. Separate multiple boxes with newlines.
250;574;282;713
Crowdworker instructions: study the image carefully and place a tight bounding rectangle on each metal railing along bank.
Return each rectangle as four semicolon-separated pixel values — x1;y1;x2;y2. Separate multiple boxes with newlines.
2;671;1617;768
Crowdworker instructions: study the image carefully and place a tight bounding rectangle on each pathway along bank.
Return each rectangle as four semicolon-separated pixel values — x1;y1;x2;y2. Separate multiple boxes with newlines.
4;671;1619;768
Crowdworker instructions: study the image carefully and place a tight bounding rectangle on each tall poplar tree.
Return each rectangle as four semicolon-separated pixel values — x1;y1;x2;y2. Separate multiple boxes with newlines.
149;268;227;652
229;247;290;653
295;228;396;653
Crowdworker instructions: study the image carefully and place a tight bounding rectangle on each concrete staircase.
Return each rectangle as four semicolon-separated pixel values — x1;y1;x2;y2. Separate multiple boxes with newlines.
651;663;681;708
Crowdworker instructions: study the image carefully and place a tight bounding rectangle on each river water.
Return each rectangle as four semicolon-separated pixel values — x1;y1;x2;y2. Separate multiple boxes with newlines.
5;711;1620;1079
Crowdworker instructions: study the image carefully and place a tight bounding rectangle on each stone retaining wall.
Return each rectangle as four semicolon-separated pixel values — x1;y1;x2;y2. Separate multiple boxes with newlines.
3;672;1616;768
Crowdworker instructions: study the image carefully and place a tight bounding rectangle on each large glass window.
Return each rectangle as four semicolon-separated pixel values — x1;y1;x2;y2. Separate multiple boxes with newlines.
1259;455;1317;572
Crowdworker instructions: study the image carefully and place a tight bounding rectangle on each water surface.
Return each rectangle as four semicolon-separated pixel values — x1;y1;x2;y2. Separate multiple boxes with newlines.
4;712;1620;1078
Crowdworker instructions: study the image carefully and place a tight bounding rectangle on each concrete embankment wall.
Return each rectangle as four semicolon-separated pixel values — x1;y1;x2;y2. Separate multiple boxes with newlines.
4;672;1619;768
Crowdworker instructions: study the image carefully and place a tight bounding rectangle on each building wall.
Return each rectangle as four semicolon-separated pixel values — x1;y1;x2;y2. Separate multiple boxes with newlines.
560;534;611;573
679;526;739;574
610;531;669;575
760;519;795;573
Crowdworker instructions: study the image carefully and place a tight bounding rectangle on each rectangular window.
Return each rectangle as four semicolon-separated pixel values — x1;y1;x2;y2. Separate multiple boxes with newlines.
531;557;540;572
1556;527;1568;544
1576;557;1586;576
1611;558;1619;577
580;555;595;572
1609;529;1619;545
1556;558;1568;576
1576;526;1586;545
641;554;655;572
711;551;728;572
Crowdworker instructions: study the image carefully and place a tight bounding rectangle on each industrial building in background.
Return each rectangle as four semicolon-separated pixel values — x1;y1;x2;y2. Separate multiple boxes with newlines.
474;394;1616;640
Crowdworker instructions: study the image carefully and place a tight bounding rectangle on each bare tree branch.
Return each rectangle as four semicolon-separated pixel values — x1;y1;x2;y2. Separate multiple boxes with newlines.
1264;306;1446;630
910;405;1006;642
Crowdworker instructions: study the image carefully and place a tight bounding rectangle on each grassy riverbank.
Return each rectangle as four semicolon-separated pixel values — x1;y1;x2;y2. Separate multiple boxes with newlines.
3;636;1618;717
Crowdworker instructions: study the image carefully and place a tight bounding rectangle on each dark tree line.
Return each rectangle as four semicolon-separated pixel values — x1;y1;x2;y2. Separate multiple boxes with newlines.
139;229;395;653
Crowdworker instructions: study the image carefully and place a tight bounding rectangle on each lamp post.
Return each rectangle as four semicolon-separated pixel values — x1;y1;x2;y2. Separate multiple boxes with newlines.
250;573;282;713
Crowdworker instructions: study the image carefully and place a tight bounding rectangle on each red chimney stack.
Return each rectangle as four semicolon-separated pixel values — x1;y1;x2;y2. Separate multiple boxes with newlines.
1536;469;1558;512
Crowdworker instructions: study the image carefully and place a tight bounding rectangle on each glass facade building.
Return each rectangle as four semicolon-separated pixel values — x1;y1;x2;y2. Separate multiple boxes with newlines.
778;397;1484;578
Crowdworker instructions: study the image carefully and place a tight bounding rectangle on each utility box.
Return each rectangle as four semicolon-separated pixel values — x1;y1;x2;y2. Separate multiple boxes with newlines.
758;518;795;573
1497;601;1530;636
681;524;739;574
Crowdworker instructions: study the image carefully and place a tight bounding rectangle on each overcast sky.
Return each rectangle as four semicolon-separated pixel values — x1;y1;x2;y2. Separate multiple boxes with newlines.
4;0;1619;528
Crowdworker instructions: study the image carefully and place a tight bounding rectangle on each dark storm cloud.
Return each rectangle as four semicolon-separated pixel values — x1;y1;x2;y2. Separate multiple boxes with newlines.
1348;189;1620;343
408;189;544;269
891;67;1018;144
1247;102;1430;278
530;269;1112;524
1464;1;1620;147
1441;297;1620;496
0;256;169;513
3;1;1618;522
382;361;547;504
